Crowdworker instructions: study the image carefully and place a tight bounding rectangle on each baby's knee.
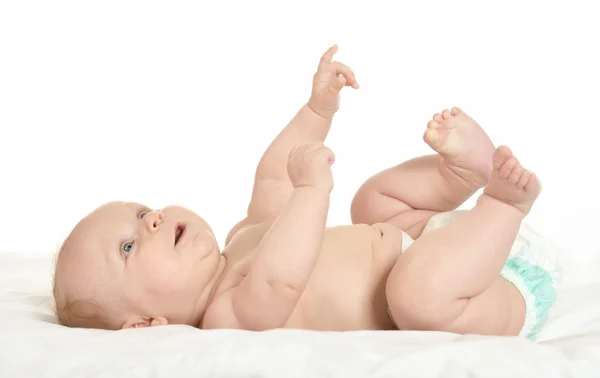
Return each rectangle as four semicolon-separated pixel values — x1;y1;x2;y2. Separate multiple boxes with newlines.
350;185;381;224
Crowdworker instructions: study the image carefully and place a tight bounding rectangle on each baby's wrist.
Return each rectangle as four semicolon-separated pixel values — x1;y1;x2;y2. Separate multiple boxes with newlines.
305;100;333;121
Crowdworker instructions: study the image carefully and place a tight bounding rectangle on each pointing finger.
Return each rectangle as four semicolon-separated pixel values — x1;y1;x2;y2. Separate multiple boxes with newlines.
318;44;338;70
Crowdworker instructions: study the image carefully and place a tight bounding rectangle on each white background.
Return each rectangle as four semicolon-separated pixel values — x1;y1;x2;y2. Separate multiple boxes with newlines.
0;0;598;258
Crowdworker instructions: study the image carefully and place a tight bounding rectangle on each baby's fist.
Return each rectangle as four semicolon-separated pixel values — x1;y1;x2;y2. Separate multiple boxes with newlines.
287;143;335;193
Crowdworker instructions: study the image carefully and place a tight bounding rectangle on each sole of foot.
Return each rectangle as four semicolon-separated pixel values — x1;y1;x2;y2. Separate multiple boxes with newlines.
424;107;495;188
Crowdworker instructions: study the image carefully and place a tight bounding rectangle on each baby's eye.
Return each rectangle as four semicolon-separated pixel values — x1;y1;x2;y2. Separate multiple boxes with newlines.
139;211;149;219
122;241;134;257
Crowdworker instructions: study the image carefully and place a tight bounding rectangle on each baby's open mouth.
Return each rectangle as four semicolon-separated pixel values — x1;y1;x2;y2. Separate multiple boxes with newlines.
174;224;186;246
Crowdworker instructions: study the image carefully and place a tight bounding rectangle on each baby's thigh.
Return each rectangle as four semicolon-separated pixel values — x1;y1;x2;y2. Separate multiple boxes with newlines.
445;277;526;337
386;274;525;336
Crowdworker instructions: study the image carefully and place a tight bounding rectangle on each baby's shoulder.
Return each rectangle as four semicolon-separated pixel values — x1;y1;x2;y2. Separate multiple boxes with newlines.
219;221;272;284
224;221;272;258
227;220;272;246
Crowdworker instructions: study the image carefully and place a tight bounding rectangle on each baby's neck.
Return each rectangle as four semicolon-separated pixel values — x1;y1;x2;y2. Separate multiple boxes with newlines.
194;255;228;326
210;255;228;292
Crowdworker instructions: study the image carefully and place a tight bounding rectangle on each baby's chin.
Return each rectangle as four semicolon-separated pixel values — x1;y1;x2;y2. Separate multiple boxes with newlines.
193;231;221;259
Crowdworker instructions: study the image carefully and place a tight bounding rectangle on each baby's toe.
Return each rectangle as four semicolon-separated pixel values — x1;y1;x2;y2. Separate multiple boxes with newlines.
427;120;440;129
450;107;462;116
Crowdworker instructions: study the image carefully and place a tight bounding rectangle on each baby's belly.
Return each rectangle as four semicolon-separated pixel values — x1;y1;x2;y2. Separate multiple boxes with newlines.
284;223;406;331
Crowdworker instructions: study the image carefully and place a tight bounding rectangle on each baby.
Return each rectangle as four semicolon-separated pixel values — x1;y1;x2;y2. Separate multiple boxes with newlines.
53;45;560;340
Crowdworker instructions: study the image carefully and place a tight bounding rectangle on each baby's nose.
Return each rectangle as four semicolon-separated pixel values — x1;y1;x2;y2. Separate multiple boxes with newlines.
144;210;165;231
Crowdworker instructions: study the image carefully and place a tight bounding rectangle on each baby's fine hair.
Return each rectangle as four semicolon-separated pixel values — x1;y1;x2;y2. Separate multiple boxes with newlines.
52;243;115;330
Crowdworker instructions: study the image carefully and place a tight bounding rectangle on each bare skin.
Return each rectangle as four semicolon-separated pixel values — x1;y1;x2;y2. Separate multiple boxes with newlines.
351;109;539;334
202;51;540;336
55;45;541;337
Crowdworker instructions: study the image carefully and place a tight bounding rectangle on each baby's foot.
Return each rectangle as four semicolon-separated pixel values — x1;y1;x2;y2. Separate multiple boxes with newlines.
483;146;541;214
424;107;495;188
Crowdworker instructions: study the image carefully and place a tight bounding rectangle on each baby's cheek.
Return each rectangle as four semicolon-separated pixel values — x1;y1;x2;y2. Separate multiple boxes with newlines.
145;260;191;295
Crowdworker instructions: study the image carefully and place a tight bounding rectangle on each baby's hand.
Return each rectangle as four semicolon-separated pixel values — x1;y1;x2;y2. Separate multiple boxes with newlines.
287;143;335;193
307;45;359;120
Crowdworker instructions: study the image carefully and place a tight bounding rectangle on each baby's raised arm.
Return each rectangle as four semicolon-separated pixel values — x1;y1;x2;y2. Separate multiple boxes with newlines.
231;143;335;330
225;45;358;244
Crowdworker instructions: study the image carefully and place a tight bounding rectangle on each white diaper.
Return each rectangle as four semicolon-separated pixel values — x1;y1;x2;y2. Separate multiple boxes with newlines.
400;230;414;252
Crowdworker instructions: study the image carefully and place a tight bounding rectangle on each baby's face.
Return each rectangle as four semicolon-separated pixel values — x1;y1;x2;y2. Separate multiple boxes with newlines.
55;201;223;329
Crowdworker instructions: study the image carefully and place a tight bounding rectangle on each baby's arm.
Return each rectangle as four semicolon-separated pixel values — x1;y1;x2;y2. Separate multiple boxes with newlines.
226;45;357;244
232;144;334;330
248;104;332;219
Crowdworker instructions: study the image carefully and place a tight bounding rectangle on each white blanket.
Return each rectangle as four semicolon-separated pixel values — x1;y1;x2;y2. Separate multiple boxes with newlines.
1;252;600;377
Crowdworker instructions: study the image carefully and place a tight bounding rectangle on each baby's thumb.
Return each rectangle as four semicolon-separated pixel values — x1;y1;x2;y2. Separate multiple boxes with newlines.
321;148;335;166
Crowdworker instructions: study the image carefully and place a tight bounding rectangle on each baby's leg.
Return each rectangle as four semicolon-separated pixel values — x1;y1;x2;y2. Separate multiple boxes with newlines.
351;108;495;239
386;146;540;336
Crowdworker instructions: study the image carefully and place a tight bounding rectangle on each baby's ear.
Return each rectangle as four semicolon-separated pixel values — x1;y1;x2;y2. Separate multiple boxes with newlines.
122;316;168;329
121;317;149;329
150;316;168;326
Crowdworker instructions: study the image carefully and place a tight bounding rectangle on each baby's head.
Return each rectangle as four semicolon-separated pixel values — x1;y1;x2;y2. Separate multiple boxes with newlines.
53;201;224;330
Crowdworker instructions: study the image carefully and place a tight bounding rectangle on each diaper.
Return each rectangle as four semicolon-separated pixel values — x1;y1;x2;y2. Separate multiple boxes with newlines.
420;210;561;341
